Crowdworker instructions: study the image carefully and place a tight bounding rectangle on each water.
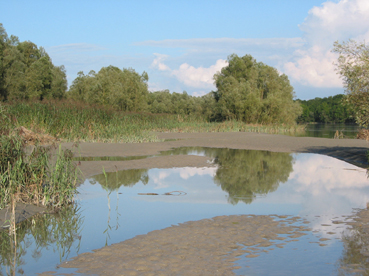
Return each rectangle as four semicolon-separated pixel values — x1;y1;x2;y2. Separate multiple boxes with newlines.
1;148;369;275
293;123;360;139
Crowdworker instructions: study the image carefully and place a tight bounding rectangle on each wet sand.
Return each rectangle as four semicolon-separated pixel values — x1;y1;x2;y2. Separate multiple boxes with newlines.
59;215;311;276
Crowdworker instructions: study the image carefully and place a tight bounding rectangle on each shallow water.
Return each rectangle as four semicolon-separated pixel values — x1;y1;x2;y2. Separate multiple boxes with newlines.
1;148;369;275
292;123;360;138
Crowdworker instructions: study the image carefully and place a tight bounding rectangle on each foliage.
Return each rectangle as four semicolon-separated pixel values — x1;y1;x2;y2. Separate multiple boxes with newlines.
0;24;67;101
68;66;149;112
296;94;355;123
3;100;304;145
213;54;302;124
333;40;369;127
0;135;78;209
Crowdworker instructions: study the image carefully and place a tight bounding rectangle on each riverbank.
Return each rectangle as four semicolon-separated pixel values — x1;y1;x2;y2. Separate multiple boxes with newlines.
65;132;369;179
1;132;369;229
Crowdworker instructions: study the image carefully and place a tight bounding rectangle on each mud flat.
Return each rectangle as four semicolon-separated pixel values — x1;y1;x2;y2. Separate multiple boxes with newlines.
55;215;311;276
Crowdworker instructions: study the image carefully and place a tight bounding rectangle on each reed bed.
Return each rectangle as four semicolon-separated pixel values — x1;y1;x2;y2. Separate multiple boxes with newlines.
2;100;305;144
0;102;79;211
0;136;78;210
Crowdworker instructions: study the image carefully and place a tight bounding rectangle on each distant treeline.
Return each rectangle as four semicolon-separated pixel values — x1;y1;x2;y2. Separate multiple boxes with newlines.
296;94;355;124
1;23;302;125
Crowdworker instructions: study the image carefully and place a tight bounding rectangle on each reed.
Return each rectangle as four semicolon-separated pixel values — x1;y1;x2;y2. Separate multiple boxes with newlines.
0;135;78;210
2;100;305;144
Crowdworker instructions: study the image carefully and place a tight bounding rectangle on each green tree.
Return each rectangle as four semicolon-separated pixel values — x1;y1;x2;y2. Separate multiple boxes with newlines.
213;54;302;124
68;66;149;112
0;23;67;100
0;23;68;101
333;40;369;127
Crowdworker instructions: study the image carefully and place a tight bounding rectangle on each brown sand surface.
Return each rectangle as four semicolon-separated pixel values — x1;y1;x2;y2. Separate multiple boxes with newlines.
0;203;46;229
56;215;311;276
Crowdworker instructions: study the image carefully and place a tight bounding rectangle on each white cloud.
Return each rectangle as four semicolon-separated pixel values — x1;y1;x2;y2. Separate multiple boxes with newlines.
151;54;228;89
172;59;228;89
151;53;171;71
173;167;217;180
284;47;343;87
300;0;369;46
284;0;369;88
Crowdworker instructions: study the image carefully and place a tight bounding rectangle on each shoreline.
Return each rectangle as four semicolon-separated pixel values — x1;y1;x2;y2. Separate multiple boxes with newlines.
65;132;369;179
1;132;369;229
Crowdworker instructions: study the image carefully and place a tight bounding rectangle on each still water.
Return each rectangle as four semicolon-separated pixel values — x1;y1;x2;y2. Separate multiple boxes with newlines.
1;148;369;275
293;123;360;139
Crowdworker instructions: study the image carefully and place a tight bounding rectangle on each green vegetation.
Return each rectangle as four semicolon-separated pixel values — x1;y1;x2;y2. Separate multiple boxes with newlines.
2;100;305;145
0;24;67;101
296;94;355;123
1;23;303;128
0;135;78;210
68;66;149;112
0;103;79;211
333;40;369;127
213;54;302;124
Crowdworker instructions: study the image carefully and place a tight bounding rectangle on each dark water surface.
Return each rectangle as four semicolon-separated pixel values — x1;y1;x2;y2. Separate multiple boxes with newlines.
1;148;369;275
292;123;360;139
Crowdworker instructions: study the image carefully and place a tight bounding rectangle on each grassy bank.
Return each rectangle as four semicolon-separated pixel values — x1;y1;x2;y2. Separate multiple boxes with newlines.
0;136;78;210
0;103;79;211
2;100;305;143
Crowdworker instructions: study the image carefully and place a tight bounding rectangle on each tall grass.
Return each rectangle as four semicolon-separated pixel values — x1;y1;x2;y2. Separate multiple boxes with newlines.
0;102;79;211
2;100;305;144
0;136;78;210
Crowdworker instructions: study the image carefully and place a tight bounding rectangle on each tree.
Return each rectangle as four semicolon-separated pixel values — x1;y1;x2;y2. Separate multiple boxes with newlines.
213;54;302;124
68;66;149;112
333;40;369;127
0;24;68;101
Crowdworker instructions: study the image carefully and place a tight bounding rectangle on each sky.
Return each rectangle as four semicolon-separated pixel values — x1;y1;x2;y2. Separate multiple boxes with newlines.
1;0;369;100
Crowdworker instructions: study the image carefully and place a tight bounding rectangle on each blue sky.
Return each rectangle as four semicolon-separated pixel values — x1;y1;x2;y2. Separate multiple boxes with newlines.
2;0;369;100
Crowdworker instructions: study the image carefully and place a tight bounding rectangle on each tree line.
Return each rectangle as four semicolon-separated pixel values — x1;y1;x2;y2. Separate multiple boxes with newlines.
3;23;368;126
296;94;355;124
0;25;67;101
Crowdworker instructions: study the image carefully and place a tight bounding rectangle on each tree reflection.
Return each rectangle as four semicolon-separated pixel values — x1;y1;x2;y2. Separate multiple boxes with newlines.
211;148;293;204
161;147;294;204
337;209;369;275
90;169;149;191
88;147;294;204
0;204;83;275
